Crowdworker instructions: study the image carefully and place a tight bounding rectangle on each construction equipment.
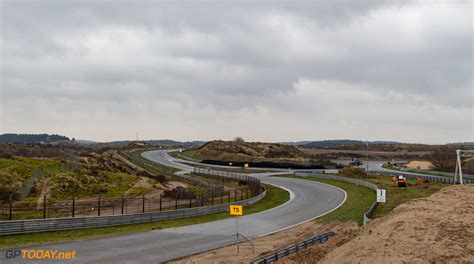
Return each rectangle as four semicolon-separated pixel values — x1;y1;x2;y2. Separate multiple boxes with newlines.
350;157;363;166
397;175;407;187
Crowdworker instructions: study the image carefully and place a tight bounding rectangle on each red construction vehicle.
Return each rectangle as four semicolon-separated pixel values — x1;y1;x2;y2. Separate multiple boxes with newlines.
397;175;407;187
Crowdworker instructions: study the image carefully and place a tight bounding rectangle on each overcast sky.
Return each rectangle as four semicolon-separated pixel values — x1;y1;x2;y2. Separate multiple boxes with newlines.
1;1;472;143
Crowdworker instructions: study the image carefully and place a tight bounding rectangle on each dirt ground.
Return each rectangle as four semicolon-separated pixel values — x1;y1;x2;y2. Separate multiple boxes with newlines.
317;185;474;263
404;160;432;170
169;221;359;264
171;185;473;264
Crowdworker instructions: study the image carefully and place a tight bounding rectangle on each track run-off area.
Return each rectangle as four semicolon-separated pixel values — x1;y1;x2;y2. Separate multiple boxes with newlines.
3;149;346;263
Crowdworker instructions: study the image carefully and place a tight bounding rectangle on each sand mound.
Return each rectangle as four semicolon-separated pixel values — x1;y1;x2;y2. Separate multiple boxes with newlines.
171;221;358;263
320;185;474;263
405;160;432;170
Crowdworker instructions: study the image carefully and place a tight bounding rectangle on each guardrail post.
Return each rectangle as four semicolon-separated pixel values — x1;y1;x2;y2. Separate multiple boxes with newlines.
189;196;192;208
211;191;214;205
201;195;204;206
43;195;46;219
72;195;75;218
121;194;124;214
98;195;101;216
221;193;223;204
142;194;145;213
159;194;162;211
175;194;178;210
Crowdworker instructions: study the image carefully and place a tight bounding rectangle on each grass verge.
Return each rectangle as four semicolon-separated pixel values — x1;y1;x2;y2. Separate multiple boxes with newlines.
0;184;289;249
286;170;447;226
285;176;375;226
180;149;212;161
363;174;446;218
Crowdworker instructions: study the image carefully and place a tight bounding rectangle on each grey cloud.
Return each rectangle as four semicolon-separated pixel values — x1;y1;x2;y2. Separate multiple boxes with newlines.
1;1;472;142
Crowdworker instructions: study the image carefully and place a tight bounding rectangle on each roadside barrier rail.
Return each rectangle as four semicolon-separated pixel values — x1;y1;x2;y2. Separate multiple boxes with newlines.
193;167;253;182
368;170;474;184
193;167;261;194
0;188;266;236
251;232;336;264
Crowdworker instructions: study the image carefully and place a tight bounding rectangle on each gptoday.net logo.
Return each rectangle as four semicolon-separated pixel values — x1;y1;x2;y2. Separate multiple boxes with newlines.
5;249;76;260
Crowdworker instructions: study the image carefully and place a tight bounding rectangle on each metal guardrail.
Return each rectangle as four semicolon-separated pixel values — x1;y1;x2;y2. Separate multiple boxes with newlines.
294;172;379;225
363;200;379;225
194;167;253;182
193;167;261;198
0;188;266;236
369;170;474;184
251;232;336;264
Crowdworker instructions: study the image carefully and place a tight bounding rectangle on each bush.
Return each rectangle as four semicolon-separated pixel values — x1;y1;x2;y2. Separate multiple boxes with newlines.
339;167;366;178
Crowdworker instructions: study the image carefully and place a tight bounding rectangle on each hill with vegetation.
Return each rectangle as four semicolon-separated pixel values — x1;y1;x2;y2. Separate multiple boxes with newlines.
182;140;311;163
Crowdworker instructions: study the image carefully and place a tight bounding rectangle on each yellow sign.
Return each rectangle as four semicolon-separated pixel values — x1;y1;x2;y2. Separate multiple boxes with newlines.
229;205;243;216
244;163;249;168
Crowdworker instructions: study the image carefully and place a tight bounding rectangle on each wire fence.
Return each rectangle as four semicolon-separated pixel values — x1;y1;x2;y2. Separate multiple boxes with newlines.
0;187;256;221
0;189;267;236
193;167;261;195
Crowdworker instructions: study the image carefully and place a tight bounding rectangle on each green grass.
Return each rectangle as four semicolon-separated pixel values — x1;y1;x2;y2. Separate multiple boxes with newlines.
0;157;62;185
180;149;213;161
128;187;152;196
330;168;447;219
0;184;289;249
364;175;446;218
285;176;375;226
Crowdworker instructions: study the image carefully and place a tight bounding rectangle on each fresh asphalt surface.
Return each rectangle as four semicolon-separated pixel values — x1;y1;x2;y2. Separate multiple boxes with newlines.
3;150;346;263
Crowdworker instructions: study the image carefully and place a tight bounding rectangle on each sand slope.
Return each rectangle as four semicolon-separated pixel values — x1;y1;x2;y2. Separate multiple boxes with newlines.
320;185;474;263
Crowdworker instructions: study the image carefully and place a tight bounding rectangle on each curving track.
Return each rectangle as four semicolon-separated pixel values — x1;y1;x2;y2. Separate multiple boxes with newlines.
4;150;346;263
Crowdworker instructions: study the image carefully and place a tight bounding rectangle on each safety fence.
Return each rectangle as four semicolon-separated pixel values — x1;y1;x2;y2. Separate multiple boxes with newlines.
251;232;336;264
193;167;261;195
0;188;254;221
368;170;474;184
0;188;266;236
293;172;379;225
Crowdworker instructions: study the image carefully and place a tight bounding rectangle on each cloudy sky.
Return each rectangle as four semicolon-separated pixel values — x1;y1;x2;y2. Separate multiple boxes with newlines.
1;1;472;143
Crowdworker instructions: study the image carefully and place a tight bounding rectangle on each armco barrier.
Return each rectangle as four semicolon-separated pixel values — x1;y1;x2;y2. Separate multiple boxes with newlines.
369;170;474;184
0;189;266;236
251;232;336;264
294;172;379;225
194;167;252;182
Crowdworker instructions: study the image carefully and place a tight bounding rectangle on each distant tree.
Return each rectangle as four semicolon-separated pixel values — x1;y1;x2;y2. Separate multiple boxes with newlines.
233;137;245;143
427;146;456;172
0;133;69;143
